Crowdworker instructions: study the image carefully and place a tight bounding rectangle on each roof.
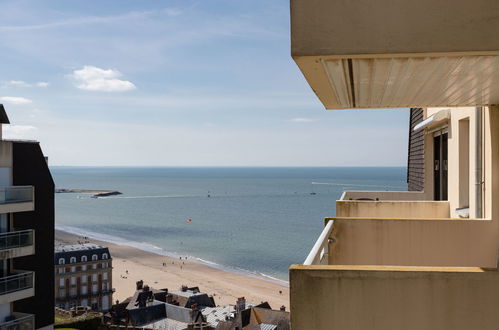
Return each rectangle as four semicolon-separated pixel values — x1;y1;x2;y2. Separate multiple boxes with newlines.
142;317;188;330
165;304;192;323
0;105;10;124
54;243;111;265
128;302;166;326
201;305;234;328
169;290;215;308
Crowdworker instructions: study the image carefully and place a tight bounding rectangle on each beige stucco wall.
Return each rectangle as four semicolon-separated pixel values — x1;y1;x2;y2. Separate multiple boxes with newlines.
327;218;498;267
290;265;499;330
424;106;499;220
336;201;449;218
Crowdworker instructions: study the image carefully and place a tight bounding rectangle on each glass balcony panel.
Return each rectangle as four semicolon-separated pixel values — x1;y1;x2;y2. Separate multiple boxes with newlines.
0;314;34;330
0;273;33;296
0;187;33;204
0;231;33;251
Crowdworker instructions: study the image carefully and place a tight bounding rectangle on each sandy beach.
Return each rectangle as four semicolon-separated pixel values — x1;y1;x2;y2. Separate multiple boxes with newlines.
55;229;289;309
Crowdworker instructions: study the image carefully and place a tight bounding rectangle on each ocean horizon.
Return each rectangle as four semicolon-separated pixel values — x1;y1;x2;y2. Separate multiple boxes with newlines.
52;166;407;282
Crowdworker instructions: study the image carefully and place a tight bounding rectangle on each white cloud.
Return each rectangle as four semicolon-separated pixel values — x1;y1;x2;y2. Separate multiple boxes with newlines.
8;80;30;87
3;80;49;88
288;117;318;123
71;66;136;92
0;96;33;105
3;125;37;140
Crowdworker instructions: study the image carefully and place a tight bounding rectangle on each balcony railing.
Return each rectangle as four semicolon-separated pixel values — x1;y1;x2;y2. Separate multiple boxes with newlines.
0;272;33;296
0;230;33;252
0;187;33;205
304;219;334;265
0;313;34;330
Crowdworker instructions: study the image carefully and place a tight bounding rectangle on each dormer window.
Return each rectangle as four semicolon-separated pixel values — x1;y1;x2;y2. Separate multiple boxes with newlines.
70;257;76;264
81;255;87;262
102;253;108;260
92;254;98;261
58;258;65;265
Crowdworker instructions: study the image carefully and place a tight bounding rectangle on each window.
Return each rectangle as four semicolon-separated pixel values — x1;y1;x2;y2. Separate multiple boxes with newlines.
59;258;65;265
58;268;65;274
82;265;87;271
103;272;108;280
81;255;87;262
71;266;76;272
102;282;108;291
92;264;97;270
102;253;108;260
92;254;98;261
81;276;87;283
59;278;65;287
70;277;76;285
81;285;88;295
92;284;98;294
92;274;97;282
102;262;108;268
70;257;76;264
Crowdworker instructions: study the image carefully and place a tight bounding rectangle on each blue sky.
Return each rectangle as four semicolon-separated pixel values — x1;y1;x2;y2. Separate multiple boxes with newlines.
0;0;409;166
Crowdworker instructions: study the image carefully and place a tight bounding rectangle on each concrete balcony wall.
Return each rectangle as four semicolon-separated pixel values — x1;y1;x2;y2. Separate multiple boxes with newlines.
328;218;497;267
290;265;499;330
341;190;429;201
336;200;450;218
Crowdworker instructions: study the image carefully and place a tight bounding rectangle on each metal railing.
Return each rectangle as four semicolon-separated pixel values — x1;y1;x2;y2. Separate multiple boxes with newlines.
0;314;34;330
0;272;33;296
0;230;33;251
0;187;33;205
304;220;334;265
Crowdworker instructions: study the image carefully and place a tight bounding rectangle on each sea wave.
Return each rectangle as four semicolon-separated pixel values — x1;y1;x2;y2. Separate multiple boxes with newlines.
55;224;289;287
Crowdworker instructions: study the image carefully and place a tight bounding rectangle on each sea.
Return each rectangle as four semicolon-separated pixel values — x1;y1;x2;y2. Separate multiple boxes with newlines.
52;166;407;284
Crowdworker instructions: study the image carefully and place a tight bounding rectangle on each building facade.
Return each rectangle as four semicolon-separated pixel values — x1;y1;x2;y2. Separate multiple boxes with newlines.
54;243;113;311
289;0;499;329
0;104;55;330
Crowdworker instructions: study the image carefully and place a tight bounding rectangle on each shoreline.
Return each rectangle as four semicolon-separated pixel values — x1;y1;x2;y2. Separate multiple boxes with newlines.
55;225;289;287
55;228;290;309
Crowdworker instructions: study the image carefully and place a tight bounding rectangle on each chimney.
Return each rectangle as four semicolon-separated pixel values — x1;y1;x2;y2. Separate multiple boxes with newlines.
280;305;286;312
181;285;188;292
236;297;246;313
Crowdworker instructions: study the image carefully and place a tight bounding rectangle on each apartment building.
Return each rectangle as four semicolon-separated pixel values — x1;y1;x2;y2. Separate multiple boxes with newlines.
0;104;55;330
289;1;499;329
54;243;113;311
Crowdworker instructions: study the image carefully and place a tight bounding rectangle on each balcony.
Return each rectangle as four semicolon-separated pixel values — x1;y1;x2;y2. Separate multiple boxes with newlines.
0;313;34;330
0;230;34;260
0;272;34;304
291;0;499;109
0;187;34;214
290;265;499;330
290;190;499;329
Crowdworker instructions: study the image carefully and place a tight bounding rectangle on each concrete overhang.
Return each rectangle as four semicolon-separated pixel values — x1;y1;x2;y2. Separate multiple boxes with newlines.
291;0;499;109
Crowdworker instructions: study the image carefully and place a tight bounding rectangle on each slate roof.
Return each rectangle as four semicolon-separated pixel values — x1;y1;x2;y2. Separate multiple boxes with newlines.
169;290;215;308
54;243;111;265
201;305;234;328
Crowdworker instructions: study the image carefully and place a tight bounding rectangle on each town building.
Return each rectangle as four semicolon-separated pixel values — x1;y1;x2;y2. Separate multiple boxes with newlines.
289;0;499;329
105;282;289;330
0;104;55;330
54;243;113;311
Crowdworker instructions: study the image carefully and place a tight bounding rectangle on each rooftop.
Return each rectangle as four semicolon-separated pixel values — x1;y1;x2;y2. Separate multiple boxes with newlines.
55;243;105;253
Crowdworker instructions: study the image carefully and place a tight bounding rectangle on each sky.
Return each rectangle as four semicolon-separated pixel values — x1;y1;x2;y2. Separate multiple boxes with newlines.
0;0;409;166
